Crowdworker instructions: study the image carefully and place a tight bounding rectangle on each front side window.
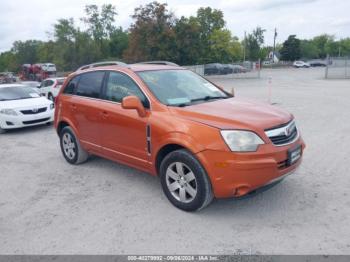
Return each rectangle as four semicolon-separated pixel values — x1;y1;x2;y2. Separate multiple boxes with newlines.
137;69;230;107
105;72;149;107
63;76;80;95
76;71;105;99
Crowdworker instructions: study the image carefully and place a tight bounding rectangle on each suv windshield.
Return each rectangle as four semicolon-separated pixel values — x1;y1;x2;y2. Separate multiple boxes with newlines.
0;86;40;101
137;69;230;106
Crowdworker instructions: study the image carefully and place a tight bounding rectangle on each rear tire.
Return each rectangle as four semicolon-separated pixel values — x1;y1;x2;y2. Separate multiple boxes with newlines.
160;149;214;211
59;126;89;164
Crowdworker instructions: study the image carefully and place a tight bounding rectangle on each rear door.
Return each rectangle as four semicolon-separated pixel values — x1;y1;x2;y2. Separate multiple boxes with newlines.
62;71;106;152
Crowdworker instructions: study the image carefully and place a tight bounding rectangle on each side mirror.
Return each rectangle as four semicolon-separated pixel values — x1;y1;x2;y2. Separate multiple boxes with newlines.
122;96;147;117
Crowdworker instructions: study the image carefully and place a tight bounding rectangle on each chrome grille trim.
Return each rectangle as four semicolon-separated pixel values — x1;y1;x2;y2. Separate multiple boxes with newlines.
265;120;299;146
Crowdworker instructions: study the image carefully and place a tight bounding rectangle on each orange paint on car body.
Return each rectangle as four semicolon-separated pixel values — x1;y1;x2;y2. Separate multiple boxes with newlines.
55;64;305;204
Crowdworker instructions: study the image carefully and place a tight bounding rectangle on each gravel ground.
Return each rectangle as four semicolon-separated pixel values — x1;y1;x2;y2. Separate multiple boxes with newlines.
0;68;349;255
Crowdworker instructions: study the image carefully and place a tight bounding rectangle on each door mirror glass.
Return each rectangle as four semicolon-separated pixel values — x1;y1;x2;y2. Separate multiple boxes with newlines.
122;96;147;117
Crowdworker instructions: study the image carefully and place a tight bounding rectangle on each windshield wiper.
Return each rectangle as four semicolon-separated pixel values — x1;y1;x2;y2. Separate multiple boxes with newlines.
190;95;228;102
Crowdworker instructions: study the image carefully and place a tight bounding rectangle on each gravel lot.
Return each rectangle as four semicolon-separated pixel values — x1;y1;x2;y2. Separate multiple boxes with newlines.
1;68;350;255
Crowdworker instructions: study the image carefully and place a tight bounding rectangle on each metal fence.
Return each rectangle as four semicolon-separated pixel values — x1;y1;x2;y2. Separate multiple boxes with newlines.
184;60;261;79
325;56;350;79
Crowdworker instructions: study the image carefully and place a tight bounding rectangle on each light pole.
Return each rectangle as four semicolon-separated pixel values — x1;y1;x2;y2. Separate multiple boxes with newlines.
272;28;277;63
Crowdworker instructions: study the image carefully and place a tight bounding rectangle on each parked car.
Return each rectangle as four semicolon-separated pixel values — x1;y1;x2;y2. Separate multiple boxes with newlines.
0;72;16;84
54;64;305;211
220;64;233;74
0;84;54;133
204;63;224;75
232;64;248;73
39;77;66;101
20;81;41;89
293;61;310;68
41;63;57;73
309;60;327;67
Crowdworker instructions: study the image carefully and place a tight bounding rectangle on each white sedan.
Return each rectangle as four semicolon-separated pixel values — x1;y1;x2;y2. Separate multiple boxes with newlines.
293;61;310;68
0;84;54;133
39;77;66;101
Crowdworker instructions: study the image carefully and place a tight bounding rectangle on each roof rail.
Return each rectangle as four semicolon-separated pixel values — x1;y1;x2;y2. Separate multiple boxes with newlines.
135;61;179;66
77;61;127;71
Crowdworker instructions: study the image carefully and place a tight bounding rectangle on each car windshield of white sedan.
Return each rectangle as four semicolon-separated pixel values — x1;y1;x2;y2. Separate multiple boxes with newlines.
137;70;230;106
0;86;40;101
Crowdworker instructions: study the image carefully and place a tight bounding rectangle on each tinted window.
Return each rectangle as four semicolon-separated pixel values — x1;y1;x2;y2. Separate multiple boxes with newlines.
63;76;80;95
105;72;149;107
76;72;105;99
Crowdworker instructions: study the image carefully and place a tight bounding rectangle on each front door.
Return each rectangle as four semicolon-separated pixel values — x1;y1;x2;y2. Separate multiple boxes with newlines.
99;71;152;171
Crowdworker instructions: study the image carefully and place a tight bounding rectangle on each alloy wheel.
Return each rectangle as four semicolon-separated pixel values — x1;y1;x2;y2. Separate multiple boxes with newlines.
165;162;197;203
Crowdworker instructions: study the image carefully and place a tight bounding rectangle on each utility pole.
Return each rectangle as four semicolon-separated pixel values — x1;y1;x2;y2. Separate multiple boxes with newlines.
272;28;277;63
243;31;246;62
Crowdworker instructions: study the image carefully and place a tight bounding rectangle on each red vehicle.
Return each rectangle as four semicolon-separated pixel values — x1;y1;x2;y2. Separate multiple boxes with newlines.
20;63;57;82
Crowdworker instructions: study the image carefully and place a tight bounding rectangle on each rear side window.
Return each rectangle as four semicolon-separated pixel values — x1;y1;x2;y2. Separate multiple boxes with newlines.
76;71;105;99
63;76;80;94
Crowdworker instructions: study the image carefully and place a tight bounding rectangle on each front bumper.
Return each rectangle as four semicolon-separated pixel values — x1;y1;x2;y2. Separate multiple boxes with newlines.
196;136;305;198
0;110;54;129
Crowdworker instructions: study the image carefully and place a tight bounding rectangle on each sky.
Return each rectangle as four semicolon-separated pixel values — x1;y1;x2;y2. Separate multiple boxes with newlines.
0;0;349;52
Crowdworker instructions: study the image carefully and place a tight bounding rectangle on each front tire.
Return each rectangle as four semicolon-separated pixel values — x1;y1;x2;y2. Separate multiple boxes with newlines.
0;126;6;134
160;149;213;211
59;126;89;164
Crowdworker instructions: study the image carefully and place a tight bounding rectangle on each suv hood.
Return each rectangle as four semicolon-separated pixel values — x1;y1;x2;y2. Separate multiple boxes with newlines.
169;97;292;130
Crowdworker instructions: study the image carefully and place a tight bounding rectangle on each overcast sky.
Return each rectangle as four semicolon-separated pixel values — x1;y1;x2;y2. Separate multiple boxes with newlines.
0;0;349;52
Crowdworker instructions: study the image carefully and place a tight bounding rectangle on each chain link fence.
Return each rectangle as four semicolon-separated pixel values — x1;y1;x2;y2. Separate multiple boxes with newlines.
184;60;261;79
325;56;350;79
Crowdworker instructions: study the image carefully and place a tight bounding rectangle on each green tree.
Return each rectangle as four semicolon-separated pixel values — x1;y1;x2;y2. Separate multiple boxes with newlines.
174;16;201;65
312;34;334;58
11;40;43;65
280;35;301;61
109;27;129;59
0;51;17;72
196;7;225;63
208;29;242;63
123;1;177;63
300;40;319;59
245;27;266;60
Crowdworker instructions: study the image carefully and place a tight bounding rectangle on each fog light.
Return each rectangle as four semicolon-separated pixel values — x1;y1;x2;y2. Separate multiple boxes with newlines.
6;121;14;126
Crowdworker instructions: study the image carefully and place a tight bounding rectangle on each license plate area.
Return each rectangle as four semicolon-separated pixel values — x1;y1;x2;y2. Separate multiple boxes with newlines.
287;144;302;166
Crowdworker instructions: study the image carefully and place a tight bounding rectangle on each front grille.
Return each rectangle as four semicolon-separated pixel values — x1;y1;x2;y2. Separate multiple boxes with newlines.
21;107;47;115
23;117;50;125
265;120;298;146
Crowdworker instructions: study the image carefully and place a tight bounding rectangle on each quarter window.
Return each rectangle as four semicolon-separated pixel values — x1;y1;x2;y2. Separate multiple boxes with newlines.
105;72;149;108
76;71;105;99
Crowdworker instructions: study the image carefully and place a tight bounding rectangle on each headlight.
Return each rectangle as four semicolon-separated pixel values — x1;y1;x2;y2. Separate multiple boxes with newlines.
220;130;265;152
50;103;54;110
0;108;17;116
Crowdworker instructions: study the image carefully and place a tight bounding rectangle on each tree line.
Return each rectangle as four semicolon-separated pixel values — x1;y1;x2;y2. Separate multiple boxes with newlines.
0;1;349;72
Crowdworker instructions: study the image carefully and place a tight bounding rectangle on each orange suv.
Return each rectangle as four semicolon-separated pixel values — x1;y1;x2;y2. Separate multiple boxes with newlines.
54;63;305;211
